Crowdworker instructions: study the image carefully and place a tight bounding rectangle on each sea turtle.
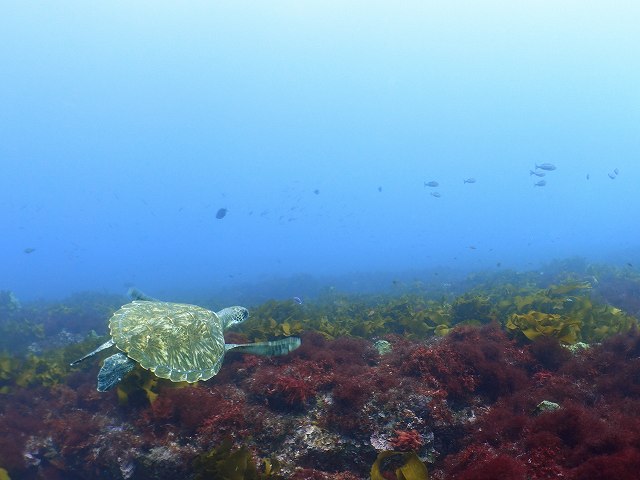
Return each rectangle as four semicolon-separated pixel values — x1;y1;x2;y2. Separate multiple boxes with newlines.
71;289;301;391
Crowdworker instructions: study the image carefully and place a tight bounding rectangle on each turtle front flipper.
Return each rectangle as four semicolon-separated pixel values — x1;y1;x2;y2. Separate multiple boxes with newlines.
226;337;301;356
69;339;115;366
97;353;137;391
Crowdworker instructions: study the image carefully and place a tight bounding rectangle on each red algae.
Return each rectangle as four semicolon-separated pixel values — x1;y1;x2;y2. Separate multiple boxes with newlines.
390;429;424;451
3;298;640;478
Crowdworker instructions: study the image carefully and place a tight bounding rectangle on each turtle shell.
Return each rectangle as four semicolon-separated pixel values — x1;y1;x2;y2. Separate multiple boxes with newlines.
109;301;226;383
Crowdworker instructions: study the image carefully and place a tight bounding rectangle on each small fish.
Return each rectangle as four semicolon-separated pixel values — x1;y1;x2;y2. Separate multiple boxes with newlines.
627;263;633;268
216;208;228;219
614;168;619;175
469;246;476;250
313;189;320;195
608;173;616;180
535;163;556;171
463;178;476;184
534;180;547;187
430;191;441;198
23;247;36;254
293;296;303;305
530;170;546;177
586;174;590;180
377;186;382;192
424;181;439;187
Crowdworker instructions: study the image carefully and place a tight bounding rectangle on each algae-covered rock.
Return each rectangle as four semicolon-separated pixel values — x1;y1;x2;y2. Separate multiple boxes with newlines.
565;342;590;354
374;340;392;355
535;400;561;414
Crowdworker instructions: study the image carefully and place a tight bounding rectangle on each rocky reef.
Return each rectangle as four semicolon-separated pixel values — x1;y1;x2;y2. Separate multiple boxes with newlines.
1;262;640;479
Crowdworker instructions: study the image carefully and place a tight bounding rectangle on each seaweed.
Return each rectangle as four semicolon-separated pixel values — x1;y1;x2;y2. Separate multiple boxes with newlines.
506;311;581;344
193;438;282;480
370;451;429;480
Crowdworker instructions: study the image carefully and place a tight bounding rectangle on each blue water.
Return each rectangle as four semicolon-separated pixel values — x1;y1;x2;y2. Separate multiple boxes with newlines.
1;2;638;301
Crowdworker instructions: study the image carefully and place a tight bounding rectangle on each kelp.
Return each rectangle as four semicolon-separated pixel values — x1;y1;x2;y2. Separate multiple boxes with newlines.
506;311;581;344
0;348;71;391
193;438;282;480
502;282;637;344
370;450;429;480
450;294;494;324
235;279;636;346
240;295;453;342
585;305;638;341
115;367;164;406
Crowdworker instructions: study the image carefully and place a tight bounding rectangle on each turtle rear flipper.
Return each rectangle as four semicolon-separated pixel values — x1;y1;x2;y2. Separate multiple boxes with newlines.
127;288;159;302
70;339;115;365
97;353;137;391
226;337;301;356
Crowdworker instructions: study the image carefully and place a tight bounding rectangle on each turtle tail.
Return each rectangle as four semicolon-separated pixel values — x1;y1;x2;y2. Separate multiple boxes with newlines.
225;337;301;356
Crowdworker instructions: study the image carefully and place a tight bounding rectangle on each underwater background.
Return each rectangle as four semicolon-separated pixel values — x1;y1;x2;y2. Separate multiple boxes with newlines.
1;2;639;479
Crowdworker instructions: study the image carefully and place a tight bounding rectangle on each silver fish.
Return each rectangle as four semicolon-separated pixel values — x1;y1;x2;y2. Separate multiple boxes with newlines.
535;163;556;171
614;168;619;175
608;173;616;179
534;180;547;187
430;191;441;198
424;181;439;187
530;170;546;177
463;178;476;184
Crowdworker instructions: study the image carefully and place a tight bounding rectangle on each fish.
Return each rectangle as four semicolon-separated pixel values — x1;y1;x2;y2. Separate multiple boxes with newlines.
424;181;439;187
608;173;616;180
313;189;320;195
430;191;441;198
377;186;382;192
293;296;303;305
530;170;546;177
614;168;619;175
463;178;476;184
534;180;547;187
215;208;228;219
535;163;556;171
23;247;36;254
586;174;590;180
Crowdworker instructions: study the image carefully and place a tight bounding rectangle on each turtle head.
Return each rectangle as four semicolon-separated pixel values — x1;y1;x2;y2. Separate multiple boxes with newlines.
217;306;249;329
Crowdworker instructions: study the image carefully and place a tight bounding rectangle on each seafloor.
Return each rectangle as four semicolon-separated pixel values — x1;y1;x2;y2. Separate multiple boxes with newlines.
1;260;640;479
